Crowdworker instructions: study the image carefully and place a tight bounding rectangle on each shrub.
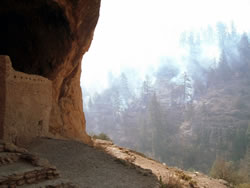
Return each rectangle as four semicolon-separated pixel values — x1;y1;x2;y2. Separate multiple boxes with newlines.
210;158;242;185
92;133;112;141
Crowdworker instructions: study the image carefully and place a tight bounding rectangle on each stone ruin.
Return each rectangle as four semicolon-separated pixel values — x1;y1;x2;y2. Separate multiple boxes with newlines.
0;55;52;145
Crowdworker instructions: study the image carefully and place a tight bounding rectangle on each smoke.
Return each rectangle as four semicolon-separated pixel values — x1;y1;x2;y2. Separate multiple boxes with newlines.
81;0;250;94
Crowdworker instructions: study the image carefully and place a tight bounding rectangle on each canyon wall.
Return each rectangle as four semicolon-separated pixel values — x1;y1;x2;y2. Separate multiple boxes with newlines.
0;0;101;144
0;55;52;145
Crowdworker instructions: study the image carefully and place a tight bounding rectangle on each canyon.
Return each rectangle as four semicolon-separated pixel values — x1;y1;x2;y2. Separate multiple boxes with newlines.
0;1;231;187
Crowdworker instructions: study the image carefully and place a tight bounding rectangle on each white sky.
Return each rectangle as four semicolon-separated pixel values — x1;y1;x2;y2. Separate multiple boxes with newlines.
80;0;250;91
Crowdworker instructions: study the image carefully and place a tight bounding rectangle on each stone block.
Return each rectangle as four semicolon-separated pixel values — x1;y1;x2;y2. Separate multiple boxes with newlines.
26;177;36;184
24;171;37;179
16;179;25;186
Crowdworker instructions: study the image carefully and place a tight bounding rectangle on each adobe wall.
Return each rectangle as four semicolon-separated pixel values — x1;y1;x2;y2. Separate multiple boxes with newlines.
0;57;6;139
0;56;52;145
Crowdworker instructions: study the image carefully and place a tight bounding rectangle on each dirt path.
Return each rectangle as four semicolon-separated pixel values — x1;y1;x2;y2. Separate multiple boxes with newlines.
27;138;159;188
94;139;230;188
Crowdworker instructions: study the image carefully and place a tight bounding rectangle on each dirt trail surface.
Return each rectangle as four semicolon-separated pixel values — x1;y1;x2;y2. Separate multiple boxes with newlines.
27;138;159;188
94;139;230;188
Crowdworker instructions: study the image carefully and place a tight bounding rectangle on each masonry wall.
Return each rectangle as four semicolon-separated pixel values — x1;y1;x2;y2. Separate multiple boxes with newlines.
0;57;6;139
0;56;52;145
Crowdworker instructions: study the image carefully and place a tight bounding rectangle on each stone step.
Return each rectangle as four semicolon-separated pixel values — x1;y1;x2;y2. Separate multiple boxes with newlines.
0;161;59;187
0;152;21;166
19;179;78;188
0;141;28;154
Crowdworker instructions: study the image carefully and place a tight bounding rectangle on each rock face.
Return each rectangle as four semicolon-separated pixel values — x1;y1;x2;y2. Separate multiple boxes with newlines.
0;56;52;145
0;0;101;144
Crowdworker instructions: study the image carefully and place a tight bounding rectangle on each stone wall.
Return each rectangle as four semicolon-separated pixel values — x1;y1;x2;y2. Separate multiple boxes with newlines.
0;57;6;139
0;56;52;145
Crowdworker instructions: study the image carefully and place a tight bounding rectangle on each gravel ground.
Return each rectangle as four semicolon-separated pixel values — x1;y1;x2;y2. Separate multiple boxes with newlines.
27;138;158;188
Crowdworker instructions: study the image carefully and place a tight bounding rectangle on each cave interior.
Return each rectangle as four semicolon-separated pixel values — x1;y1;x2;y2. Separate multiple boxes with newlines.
0;0;72;78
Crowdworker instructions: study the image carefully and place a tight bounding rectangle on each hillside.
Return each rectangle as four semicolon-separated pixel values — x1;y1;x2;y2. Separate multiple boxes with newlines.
84;67;250;186
179;77;250;172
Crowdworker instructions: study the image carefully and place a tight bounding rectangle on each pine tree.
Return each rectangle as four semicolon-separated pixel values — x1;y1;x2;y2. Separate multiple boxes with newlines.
179;31;187;47
149;92;163;158
216;22;228;50
141;75;153;107
88;97;93;111
171;72;193;107
187;32;202;59
204;25;215;45
229;22;238;42
111;88;122;115
155;61;179;108
246;123;250;180
120;73;132;102
238;33;250;76
183;72;193;104
217;50;232;82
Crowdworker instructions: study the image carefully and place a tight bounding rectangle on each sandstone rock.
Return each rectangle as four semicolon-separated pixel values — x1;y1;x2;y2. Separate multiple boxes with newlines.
0;0;101;145
15;148;28;154
34;158;50;168
17;179;25;186
24;171;37;179
9;174;24;181
26;177;36;184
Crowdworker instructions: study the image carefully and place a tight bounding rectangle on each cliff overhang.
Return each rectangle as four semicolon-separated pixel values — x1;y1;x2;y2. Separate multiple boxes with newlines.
0;0;101;144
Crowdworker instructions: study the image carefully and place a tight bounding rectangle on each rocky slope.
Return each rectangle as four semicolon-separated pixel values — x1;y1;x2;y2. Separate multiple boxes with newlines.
94;139;230;188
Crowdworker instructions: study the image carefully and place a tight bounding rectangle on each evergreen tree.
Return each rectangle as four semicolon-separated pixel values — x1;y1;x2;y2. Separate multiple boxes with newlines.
186;31;203;82
187;32;202;58
179;31;187;47
204;25;215;45
217;50;232;82
149;92;163;158
232;127;248;161
141;75;153;107
108;71;115;87
111;88;122;116
216;22;228;50
120;72;131;100
206;60;218;88
182;72;193;104
238;33;250;76
88;97;93;111
246;123;250;180
229;22;238;42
